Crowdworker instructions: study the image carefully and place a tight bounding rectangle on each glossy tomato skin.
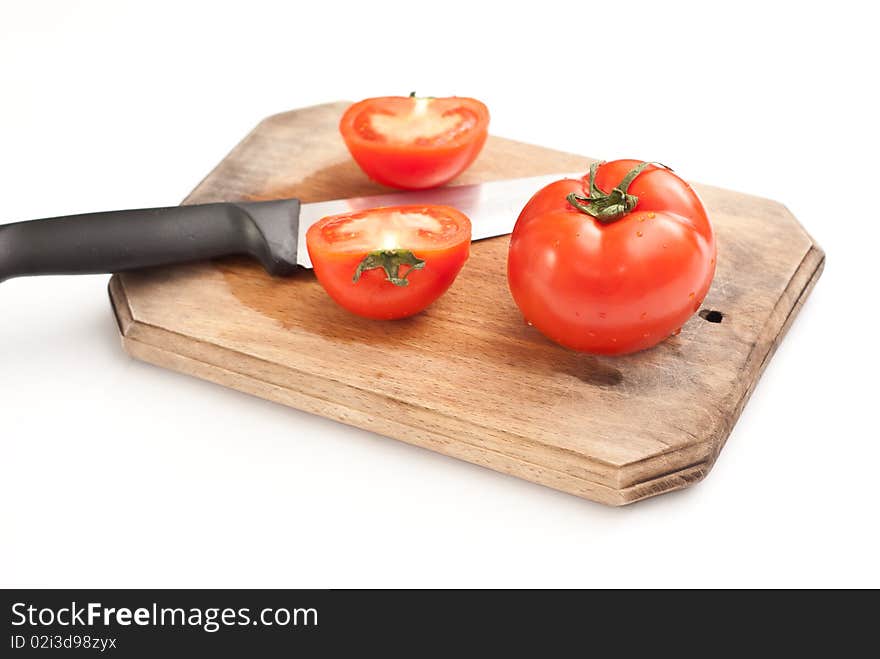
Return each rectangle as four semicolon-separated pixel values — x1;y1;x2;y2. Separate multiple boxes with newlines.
339;96;489;190
507;161;716;355
306;205;471;320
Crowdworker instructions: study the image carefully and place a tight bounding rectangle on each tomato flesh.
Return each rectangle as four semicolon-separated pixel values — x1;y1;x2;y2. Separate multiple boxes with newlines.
507;161;717;355
339;96;489;190
307;205;471;320
357;97;479;145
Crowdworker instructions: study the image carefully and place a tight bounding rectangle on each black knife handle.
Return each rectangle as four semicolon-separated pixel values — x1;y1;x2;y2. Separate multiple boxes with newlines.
0;200;302;283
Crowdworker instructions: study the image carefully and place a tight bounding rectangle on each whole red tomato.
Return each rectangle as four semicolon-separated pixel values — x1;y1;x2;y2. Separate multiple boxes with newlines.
507;160;716;355
339;95;489;190
306;205;471;320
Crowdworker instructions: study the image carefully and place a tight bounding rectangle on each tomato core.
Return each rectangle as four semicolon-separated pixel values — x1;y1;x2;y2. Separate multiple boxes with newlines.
355;97;478;147
316;208;463;255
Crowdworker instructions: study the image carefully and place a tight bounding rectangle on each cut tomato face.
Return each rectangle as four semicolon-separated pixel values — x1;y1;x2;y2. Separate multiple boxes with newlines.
339;96;490;190
306;205;472;320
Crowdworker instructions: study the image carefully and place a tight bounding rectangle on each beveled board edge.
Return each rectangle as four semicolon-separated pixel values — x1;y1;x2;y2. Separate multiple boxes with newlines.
109;236;822;506
109;272;705;505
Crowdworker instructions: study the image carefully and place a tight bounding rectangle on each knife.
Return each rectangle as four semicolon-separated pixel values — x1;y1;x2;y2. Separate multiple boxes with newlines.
0;173;579;282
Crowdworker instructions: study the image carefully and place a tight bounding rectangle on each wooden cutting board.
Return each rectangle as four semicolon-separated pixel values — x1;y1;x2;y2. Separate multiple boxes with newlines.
108;101;824;506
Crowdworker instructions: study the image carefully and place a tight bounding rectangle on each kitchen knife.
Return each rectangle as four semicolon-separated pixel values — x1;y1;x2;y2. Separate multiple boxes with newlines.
0;172;579;282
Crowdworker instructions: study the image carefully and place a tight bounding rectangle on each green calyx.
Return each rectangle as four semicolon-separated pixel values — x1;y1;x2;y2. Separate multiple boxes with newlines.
353;249;425;287
566;161;669;224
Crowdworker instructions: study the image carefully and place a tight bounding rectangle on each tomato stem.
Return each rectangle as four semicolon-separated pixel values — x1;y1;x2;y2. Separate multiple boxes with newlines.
567;161;670;224
353;249;425;287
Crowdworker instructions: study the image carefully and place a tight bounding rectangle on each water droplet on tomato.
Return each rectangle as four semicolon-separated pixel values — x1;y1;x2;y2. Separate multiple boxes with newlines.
598;312;607;319
588;331;596;337
611;337;617;343
636;231;644;237
640;312;647;320
638;216;646;223
672;327;682;336
688;291;695;299
662;243;668;249
643;332;650;338
647;212;655;219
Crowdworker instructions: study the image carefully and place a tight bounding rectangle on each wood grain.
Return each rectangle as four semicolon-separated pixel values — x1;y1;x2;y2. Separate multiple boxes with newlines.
108;101;824;505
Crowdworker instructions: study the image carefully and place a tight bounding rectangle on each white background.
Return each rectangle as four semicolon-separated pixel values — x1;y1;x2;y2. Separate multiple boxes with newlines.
1;0;877;588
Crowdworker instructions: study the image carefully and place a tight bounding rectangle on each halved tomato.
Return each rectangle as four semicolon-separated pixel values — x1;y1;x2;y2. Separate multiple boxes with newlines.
306;205;472;320
339;95;490;190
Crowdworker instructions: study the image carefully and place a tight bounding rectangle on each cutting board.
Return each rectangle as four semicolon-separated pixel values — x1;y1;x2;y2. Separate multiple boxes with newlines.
108;101;824;506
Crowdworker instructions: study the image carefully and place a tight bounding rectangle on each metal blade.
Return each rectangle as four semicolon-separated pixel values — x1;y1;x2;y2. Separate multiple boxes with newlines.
295;172;582;268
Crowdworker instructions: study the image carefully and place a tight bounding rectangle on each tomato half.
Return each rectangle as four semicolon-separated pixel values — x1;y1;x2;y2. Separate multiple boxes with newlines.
339;95;490;190
306;205;471;320
507;160;717;355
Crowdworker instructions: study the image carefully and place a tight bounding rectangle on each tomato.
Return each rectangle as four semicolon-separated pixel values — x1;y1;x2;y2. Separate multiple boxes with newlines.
339;95;490;190
507;160;716;355
306;205;471;320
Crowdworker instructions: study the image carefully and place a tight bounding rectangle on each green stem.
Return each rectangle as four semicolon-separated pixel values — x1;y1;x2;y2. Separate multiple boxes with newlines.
588;160;606;198
353;249;425;287
566;161;670;224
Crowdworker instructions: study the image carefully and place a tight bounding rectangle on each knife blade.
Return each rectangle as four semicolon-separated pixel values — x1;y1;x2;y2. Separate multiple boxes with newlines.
0;172;581;282
294;172;580;268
